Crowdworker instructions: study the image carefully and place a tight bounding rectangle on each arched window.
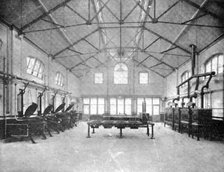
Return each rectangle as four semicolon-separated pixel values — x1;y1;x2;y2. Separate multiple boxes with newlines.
26;56;44;79
114;63;128;84
181;70;190;87
205;54;223;74
55;72;64;86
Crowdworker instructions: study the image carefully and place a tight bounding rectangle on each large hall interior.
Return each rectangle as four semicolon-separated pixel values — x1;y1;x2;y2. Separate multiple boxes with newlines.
0;0;224;171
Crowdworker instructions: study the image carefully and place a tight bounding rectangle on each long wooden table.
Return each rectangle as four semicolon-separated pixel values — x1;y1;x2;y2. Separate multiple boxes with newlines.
87;115;155;139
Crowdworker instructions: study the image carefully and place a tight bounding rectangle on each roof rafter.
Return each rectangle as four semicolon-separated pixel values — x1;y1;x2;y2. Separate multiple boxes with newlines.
182;0;224;21
21;0;72;32
66;4;88;22
141;51;175;71
53;28;99;58
37;0;86;64
143;26;191;54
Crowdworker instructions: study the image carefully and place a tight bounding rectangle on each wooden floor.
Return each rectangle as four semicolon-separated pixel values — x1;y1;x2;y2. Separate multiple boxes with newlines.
0;122;224;172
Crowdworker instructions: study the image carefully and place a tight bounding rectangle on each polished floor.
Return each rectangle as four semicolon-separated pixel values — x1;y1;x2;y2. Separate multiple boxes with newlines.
0;122;224;172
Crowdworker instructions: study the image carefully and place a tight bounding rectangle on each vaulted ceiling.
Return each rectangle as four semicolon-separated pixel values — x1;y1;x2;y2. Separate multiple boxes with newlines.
0;0;224;78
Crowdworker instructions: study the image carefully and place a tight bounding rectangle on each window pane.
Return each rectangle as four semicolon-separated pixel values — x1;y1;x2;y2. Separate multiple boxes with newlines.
83;105;89;114
218;55;223;73
117;99;124;114
153;98;160;104
110;98;116;104
125;105;131;115
145;98;152;104
98;98;104;115
98;98;104;104
38;66;43;78
90;105;97;114
27;58;35;74
83;98;89;104
206;61;211;72
114;63;128;84
137;105;142;114
146;105;152;115
98;105;104;115
91;98;97;104
33;60;40;76
153;105;160;115
27;57;31;67
27;68;32;74
110;105;116;115
212;57;217;73
110;98;116;115
137;98;144;105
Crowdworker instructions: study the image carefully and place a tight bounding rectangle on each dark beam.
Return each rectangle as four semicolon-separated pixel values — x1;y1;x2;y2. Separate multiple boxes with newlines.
149;62;163;69
66;4;88;22
83;39;100;51
21;0;72;31
199;33;224;53
157;0;181;20
143;37;160;51
70;56;94;70
182;0;224;21
137;54;151;66
135;0;154;21
41;18;64;27
141;51;175;70
123;2;139;21
181;13;208;24
143;26;191;54
98;0;120;22
161;46;177;54
91;0;106;47
68;48;83;55
90;0;111;23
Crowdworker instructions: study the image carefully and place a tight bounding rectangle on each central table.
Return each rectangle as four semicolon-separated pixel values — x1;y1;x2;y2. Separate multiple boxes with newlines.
87;115;155;139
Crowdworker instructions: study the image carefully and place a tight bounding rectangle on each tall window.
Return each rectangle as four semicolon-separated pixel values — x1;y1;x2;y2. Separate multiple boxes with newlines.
181;71;190;87
205;54;223;74
83;98;105;115
110;98;117;115
26;57;44;79
137;98;160;116
55;72;64;86
83;98;90;114
114;63;128;84
90;98;97;115
139;72;149;84
94;73;103;84
110;98;132;115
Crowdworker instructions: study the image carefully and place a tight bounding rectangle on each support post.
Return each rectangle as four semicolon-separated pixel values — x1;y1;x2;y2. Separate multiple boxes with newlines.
147;124;149;136
151;124;155;139
119;128;122;138
87;124;91;138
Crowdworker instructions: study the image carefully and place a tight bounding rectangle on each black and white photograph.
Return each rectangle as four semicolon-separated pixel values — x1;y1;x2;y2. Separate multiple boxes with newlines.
0;0;224;171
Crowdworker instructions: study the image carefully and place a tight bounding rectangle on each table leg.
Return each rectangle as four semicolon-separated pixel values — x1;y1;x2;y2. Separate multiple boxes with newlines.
120;128;122;138
87;124;91;138
151;124;155;139
147;124;149;136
